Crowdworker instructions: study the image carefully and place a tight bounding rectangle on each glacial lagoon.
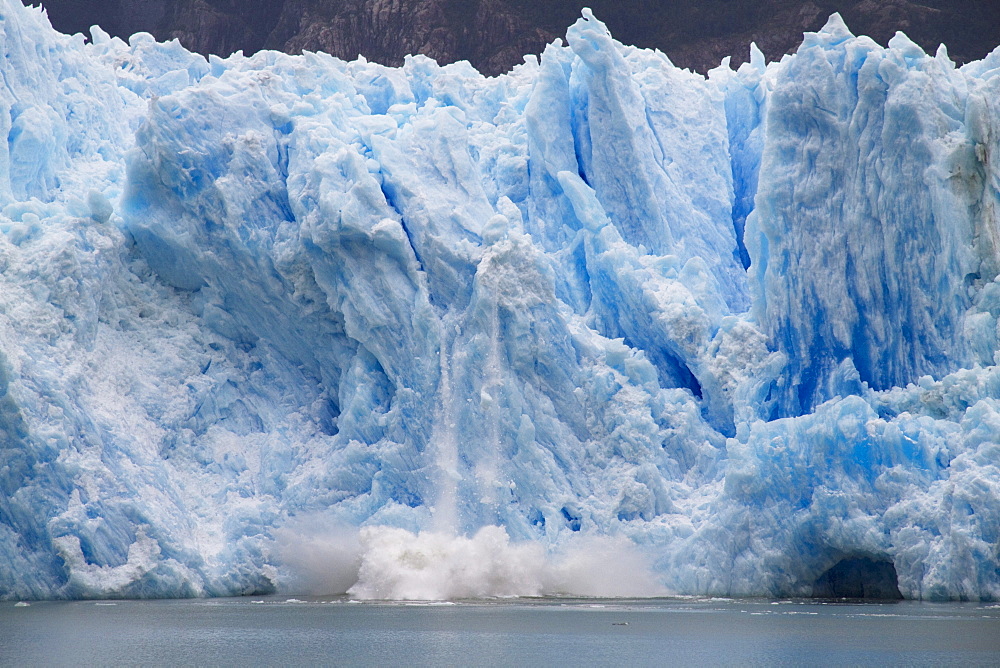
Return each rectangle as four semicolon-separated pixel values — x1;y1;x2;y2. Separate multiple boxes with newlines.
2;597;998;666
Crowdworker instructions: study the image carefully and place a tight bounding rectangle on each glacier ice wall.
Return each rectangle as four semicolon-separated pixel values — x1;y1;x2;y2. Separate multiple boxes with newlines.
0;1;999;600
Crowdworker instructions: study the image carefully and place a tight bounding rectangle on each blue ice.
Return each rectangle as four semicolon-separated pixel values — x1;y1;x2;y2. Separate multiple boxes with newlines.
0;1;999;601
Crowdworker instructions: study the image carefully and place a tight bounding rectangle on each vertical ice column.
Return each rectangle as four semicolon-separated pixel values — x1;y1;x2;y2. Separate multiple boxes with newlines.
564;10;748;311
565;9;675;255
748;15;983;416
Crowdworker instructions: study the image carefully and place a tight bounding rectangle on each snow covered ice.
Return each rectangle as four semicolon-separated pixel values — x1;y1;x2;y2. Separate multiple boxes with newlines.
1;0;999;601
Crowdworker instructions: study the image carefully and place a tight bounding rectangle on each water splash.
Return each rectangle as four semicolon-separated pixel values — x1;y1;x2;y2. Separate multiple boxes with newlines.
276;523;668;600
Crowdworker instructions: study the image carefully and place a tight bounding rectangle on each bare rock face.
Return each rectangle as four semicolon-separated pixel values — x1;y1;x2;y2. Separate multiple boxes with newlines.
28;0;1000;75
156;0;281;56
30;0;281;56
264;0;559;74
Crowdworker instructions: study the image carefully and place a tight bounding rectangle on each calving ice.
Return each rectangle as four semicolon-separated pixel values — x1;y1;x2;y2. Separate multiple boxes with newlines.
0;0;998;601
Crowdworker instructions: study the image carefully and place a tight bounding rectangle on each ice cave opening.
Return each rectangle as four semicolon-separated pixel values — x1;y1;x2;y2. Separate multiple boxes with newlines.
811;557;904;600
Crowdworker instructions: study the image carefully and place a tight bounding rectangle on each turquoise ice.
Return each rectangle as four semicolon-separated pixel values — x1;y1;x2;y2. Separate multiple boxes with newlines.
0;1;998;600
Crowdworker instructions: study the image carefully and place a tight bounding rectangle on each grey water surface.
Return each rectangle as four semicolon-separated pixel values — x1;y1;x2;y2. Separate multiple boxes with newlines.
2;597;998;666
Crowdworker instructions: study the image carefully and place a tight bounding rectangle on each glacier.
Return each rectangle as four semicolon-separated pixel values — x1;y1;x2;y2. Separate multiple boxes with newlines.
1;0;999;601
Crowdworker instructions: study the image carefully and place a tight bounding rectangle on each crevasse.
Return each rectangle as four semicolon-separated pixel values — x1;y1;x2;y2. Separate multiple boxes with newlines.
0;1;999;601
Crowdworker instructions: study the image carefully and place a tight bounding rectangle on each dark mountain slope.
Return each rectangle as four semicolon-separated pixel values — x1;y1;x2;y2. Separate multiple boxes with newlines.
26;0;1000;75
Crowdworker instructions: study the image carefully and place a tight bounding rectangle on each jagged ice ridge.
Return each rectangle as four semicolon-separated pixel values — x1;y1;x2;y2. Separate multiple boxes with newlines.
1;0;999;601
